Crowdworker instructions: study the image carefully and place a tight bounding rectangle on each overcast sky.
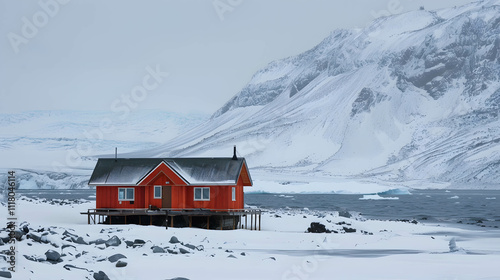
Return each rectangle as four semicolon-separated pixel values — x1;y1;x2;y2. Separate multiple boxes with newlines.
1;0;479;115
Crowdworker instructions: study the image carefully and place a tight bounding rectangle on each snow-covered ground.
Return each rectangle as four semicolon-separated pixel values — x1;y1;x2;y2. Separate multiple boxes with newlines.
1;197;499;280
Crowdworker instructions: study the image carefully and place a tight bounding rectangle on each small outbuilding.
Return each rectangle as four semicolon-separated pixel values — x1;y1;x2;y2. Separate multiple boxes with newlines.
84;148;260;230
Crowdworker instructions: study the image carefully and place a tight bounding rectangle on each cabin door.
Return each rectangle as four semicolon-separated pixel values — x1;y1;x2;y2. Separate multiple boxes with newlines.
162;186;171;208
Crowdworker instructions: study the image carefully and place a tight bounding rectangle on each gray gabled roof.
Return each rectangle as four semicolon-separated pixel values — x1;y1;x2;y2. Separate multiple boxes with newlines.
88;158;252;186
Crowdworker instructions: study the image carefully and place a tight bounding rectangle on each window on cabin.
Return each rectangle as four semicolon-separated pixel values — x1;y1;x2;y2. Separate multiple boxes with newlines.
118;188;134;201
232;187;236;201
154;186;162;199
194;187;210;201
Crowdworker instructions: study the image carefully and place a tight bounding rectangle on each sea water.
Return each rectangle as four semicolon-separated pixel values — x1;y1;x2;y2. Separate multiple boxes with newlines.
16;189;500;228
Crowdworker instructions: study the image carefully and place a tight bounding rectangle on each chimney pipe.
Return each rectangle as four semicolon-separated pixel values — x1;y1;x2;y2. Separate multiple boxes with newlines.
232;145;238;160
115;147;117;162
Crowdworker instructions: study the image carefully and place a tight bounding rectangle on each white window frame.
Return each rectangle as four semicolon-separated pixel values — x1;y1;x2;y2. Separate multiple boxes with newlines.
154;185;162;199
232;187;236;201
194;187;210;201
118;187;134;201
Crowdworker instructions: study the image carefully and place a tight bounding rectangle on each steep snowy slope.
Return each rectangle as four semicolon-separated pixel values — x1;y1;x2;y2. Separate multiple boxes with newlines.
0;110;207;188
142;0;500;187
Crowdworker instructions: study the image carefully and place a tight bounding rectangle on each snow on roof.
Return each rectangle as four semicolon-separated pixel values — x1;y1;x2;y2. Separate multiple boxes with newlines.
88;158;251;186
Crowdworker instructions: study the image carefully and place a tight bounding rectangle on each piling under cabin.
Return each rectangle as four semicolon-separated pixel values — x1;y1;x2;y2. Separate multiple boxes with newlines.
83;149;261;230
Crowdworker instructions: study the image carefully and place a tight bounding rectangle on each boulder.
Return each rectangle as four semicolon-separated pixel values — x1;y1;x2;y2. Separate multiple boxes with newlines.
179;248;190;254
0;271;12;279
307;222;331;233
151;246;165;253
72;237;88;245
108;253;127;263
105;236;121;247
45;250;61;262
169;236;180;244
116;261;127;268
93;271;110;280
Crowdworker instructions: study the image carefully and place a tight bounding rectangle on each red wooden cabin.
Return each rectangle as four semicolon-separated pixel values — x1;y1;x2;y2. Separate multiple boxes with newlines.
88;152;252;212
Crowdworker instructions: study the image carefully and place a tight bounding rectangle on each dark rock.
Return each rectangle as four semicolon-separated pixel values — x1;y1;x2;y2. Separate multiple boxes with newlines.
27;233;42;242
0;271;12;278
90;238;106;245
240;252;246;256
93;271;110;280
108;253;127;263
72;237;88;245
184;244;196;250
307;222;331;233
63;230;78;239
45;250;61;262
167;249;178;254
116;260;127;267
227;254;237;258
167;278;190;280
169;236;180;244
125;241;134;247
21;225;29;234
63;264;90;272
343;227;356;233
105;236;121;247
14;230;24;241
62;244;76;251
179;248;190;254
152;246;165;253
134;239;146;245
23;255;38;262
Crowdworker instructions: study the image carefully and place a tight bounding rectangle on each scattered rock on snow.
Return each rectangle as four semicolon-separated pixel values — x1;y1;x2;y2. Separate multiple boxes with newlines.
93;271;110;280
72;236;88;245
104;236;121;247
116;260;127;267
343;227;356;233
179;248;190;254
307;222;331;233
108;253;127;263
63;264;91;272
90;238;106;245
169;236;180;244
0;271;12;279
45;250;62;263
151;246;165;253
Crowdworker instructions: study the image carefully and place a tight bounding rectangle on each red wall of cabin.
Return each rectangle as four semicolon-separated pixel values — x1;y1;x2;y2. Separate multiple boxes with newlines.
96;186;145;209
96;163;248;210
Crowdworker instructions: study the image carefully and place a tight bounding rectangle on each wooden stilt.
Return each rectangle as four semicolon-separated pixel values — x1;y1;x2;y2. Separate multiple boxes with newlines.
125;215;127;225
207;216;210;229
220;216;223;230
87;210;90;225
250;213;253;231
189;216;192;228
258;212;261;231
171;216;174;228
150;215;153;226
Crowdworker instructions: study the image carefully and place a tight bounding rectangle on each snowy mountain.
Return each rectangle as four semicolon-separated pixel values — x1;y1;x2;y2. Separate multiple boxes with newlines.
138;0;500;188
0;110;207;189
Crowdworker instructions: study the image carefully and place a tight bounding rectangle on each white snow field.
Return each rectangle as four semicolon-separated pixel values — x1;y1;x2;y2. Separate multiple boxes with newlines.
1;197;499;280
